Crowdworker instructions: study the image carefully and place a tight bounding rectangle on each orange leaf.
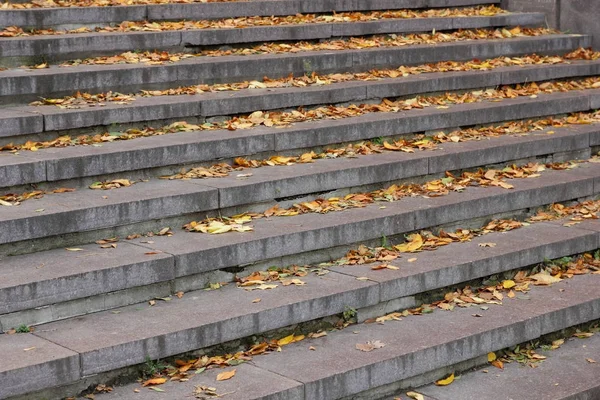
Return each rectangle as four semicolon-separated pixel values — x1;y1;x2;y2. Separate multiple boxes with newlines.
216;369;236;381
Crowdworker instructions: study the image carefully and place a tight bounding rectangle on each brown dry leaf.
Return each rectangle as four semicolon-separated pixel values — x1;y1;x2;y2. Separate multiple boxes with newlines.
355;340;385;352
491;360;504;369
216;369;236;381
586;358;597;363
406;392;425;400
478;242;497;248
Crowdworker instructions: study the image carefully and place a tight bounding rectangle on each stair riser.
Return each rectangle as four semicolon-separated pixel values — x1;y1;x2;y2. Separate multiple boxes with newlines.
0;124;594;248
0;14;544;67
1;210;595;331
1;158;597;322
6;257;599;399
0;0;501;30
3;59;596;147
3;82;598;191
0;34;588;103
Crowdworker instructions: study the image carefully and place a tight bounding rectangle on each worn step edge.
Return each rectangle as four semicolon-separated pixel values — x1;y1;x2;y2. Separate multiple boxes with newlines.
249;273;600;399
0;13;543;63
90;275;600;400
415;329;600;400
4;57;597;141
3;82;599;190
0;0;501;30
1;160;598;318
0;34;588;101
3;236;599;399
0;120;595;246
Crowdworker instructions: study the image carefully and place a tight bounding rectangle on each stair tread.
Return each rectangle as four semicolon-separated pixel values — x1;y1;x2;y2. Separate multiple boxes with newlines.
1;206;597;374
0;118;596;243
3;84;599;188
88;273;600;399
1;155;599;315
0;0;502;30
417;329;600;400
0;34;588;100
3;58;597;137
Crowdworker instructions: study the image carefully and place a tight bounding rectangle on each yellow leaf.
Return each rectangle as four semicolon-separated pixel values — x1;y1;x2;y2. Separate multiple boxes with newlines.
502;280;516;289
435;373;455;386
394;234;423;253
406;392;425;400
216;369;236;381
529;271;562;285
487;352;497;362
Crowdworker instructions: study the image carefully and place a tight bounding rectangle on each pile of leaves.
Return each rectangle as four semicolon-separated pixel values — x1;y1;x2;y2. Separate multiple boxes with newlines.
30;48;600;109
0;6;505;37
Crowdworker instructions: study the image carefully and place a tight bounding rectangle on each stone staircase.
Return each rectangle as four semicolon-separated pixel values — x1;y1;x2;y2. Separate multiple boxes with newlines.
1;0;600;398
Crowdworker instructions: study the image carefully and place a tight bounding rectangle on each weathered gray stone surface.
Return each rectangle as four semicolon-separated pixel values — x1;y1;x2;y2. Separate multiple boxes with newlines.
330;222;599;302
0;13;543;65
0;179;218;244
8;59;594;138
251;274;600;399
4;87;598;189
101;363;304;400
418;332;600;400
0;333;80;399
0;34;588;101
131;164;599;277
0;241;174;314
33;270;380;375
504;0;600;49
0;0;501;29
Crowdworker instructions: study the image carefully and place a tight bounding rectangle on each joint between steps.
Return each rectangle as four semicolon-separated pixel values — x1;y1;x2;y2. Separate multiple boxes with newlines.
30;331;85;380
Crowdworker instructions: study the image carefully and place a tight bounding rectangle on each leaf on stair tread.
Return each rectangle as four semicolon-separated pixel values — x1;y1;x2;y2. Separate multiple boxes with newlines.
406;392;425;400
216;369;236;381
435;373;455;386
355;340;385;352
142;378;166;387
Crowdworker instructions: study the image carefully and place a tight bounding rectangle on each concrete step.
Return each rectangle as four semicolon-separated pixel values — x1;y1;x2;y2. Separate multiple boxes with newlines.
4;249;600;399
0;112;597;248
416;328;600;400
0;12;543;65
0;0;501;29
1;160;599;329
0;33;588;103
3;58;598;145
2;85;598;189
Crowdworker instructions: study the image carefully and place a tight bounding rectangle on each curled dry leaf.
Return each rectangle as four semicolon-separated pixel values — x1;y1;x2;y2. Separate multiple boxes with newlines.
435;373;455;386
406;392;425;400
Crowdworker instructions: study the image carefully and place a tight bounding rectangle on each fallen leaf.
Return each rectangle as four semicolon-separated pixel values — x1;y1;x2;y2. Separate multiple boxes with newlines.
406;392;425;400
502;280;516;289
142;378;167;387
252;298;261;303
586;358;597;363
355;340;385;352
478;242;497;248
65;248;84;251
529;271;562;285
216;369;236;381
487;352;497;362
435;373;455;386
